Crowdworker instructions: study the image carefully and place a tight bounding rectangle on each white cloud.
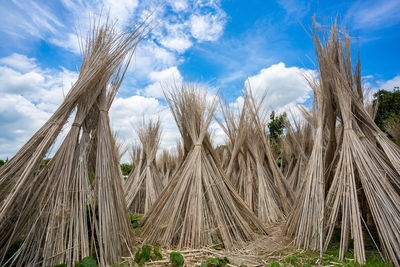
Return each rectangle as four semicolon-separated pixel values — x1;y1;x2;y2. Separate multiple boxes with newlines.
0;94;51;159
376;75;400;91
0;54;79;158
277;0;310;20
144;66;183;98
167;0;188;12
0;66;44;95
190;13;226;42
159;23;193;53
104;0;139;26
346;0;400;30
0;0;64;39
109;95;181;162
245;62;316;113
0;53;37;72
127;39;180;80
49;33;81;55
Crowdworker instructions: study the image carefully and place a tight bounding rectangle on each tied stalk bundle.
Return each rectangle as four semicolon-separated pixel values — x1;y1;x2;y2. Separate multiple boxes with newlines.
140;84;268;249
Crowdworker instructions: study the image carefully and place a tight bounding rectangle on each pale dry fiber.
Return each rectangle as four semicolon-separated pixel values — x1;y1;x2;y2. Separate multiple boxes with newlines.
124;119;164;214
386;122;400;144
281;114;313;194
246;89;294;215
157;148;179;187
288;20;400;266
140;83;268;249
218;97;285;224
0;19;147;266
284;79;325;255
94;86;135;266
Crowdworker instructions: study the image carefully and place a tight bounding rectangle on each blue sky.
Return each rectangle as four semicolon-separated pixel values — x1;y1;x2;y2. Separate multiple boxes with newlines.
0;0;400;161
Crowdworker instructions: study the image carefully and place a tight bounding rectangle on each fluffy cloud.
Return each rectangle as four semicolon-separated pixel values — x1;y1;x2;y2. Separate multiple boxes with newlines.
375;75;400;91
109;95;181;162
0;54;78;158
0;0;64;39
167;0;189;12
159;23;193;53
346;0;400;30
104;0;139;26
0;94;51;159
245;62;316;113
0;66;44;95
190;13;226;42
144;66;183;98
0;53;37;72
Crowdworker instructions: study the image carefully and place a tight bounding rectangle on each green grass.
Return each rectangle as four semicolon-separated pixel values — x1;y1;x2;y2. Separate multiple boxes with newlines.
265;232;392;267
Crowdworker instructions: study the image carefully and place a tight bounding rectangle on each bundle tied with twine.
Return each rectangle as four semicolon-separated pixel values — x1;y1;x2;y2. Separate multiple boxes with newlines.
157;148;180;188
217;95;285;224
246;88;295;215
0;19;148;266
124;119;164;214
321;27;400;265
285;19;400;267
140;83;268;249
284;78;325;255
281;113;313;194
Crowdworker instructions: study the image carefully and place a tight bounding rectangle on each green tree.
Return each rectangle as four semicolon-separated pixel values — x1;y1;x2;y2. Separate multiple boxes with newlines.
268;111;287;164
373;89;400;132
0;158;8;169
120;163;133;177
268;111;287;143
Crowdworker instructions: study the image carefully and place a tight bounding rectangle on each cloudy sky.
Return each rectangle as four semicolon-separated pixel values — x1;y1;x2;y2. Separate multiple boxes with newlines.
0;0;400;162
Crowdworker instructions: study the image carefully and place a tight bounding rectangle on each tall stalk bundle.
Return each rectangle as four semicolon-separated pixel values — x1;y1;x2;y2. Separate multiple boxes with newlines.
218;97;285;223
94;87;134;266
320;25;400;266
288;20;400;266
284;81;325;254
387;122;400;144
246;90;294;214
124;119;164;214
0;20;146;266
141;84;267;249
158;149;179;187
281;116;313;193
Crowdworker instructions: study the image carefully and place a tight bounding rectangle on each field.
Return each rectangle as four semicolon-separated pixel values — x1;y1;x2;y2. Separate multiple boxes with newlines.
0;13;399;267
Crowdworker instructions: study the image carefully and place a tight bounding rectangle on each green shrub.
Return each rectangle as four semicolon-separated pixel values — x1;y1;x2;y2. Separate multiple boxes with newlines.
169;252;184;267
153;247;163;260
130;214;143;229
134;245;152;265
74;256;97;267
200;257;229;267
134;245;163;265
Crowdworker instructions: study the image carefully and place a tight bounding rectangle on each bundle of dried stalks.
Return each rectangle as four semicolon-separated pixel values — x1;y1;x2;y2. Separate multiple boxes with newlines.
281;115;313;193
287;20;400;266
0;20;146;266
320;24;400;266
284;80;325;255
140;83;268;249
124;119;164;214
386;122;400;144
157;149;179;187
246;89;294;215
94;86;134;266
218;97;285;223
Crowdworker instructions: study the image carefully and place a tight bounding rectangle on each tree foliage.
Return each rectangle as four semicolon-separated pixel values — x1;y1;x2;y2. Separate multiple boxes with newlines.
373;89;400;131
120;163;133;176
268;111;287;143
0;158;8;169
